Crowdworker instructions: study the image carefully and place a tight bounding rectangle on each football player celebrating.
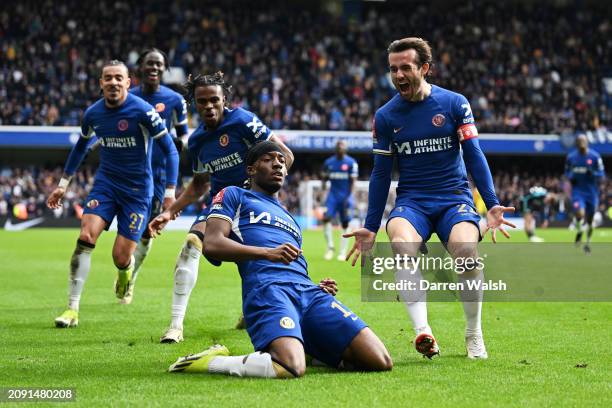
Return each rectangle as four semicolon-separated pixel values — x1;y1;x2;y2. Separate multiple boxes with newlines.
148;72;293;343
321;140;358;261
345;38;514;359
565;134;605;253
48;60;179;328
120;48;189;304
167;141;392;378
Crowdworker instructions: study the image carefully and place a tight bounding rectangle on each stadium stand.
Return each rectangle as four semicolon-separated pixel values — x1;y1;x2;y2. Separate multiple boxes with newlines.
2;164;610;225
1;0;609;133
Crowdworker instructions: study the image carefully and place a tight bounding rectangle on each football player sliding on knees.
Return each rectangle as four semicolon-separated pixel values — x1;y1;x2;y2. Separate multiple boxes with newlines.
168;141;392;378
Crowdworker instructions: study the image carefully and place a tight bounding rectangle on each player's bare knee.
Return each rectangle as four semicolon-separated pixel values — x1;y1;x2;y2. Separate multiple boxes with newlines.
283;358;306;378
372;349;393;371
270;350;306;377
390;238;419;257
78;231;97;245
112;252;132;269
268;339;306;378
448;240;478;260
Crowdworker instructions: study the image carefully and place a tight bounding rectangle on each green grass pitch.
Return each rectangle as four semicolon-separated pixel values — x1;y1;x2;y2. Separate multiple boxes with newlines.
1;228;611;407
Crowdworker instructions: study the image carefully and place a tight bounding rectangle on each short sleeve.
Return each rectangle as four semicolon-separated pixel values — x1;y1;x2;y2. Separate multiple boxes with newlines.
207;187;241;224
241;111;272;144
372;111;392;155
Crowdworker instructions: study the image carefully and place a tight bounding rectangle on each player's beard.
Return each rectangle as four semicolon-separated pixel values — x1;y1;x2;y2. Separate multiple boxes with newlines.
105;87;124;106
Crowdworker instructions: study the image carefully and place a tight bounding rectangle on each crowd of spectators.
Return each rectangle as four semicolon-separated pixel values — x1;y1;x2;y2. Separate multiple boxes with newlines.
2;165;610;227
1;0;610;133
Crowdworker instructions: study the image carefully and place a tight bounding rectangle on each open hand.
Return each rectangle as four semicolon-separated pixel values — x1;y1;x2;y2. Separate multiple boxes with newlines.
343;228;376;267
148;210;173;238
483;205;516;243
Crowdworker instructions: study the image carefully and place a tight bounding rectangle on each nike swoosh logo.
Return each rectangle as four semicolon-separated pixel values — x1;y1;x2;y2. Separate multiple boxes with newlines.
393;127;403;133
4;217;45;231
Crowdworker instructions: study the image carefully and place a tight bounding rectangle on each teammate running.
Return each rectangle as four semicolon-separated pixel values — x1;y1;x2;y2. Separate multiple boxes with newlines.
48;60;179;327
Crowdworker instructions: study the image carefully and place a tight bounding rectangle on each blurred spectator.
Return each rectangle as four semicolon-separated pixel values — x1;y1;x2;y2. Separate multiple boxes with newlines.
1;165;610;223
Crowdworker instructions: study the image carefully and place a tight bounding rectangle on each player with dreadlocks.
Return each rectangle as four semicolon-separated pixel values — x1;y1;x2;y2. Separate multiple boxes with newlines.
149;71;294;343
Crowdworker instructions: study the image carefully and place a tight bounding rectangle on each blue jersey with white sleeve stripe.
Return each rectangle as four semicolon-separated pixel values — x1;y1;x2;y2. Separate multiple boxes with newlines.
75;93;168;197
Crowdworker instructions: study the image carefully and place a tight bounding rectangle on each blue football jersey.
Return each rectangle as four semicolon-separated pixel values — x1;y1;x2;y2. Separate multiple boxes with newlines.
188;107;272;199
79;93;167;196
565;148;604;197
323;155;358;198
373;84;478;198
207;186;311;294
130;85;187;198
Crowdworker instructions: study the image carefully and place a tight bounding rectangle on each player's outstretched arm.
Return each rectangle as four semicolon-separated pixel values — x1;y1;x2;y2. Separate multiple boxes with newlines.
47;134;92;209
204;217;302;264
156;133;180;210
461;138;516;242
148;173;210;237
343;228;377;267
269;134;294;169
347;152;392;266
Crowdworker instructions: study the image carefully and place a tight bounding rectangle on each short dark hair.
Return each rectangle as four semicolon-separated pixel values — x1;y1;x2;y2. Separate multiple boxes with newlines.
181;71;232;106
136;48;169;75
387;37;433;68
101;60;128;76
